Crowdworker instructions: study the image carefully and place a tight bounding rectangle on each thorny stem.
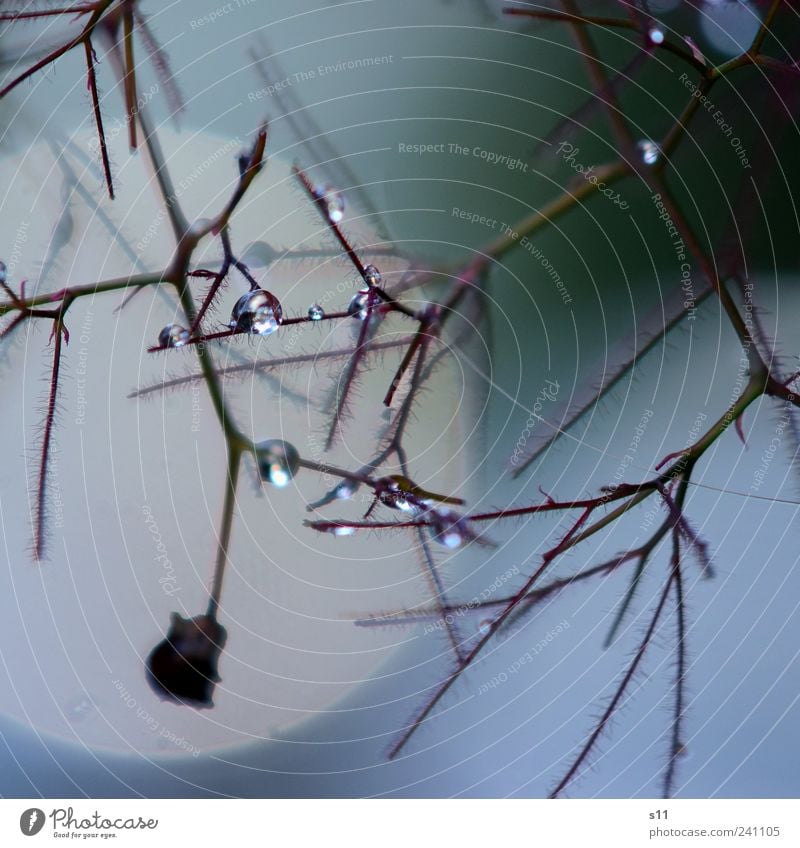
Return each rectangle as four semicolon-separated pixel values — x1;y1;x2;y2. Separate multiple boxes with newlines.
549;569;675;797
83;39;115;199
33;316;67;560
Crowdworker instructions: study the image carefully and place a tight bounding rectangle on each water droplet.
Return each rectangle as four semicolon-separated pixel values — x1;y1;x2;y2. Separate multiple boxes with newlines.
66;694;96;723
363;264;382;287
308;303;325;321
229;288;283;335
335;480;358;499
477;619;492;636
158;323;190;348
648;27;665;46
0;260;6;284
348;287;372;321
333;525;355;537
255;439;301;487
637;139;660;166
427;508;468;549
313;184;345;223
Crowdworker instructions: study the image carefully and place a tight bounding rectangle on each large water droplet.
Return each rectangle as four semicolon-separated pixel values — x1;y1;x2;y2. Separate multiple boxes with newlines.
230;288;283;335
647;27;665;46
308;303;325;321
637;139;660;166
256;439;301;487
348;287;372;321
363;264;382;287
158;323;189;348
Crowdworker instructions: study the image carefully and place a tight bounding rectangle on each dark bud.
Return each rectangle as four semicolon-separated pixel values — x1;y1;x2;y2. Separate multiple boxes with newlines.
146;613;227;707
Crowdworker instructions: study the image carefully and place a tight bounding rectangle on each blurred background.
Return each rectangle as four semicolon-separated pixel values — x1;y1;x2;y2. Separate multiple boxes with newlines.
0;0;799;797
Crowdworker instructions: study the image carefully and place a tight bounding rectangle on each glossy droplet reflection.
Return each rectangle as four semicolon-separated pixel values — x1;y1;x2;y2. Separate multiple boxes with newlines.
256;439;301;487
146;613;227;708
335;480;358;500
427;508;468;549
313;184;345;223
478;619;492;636
637;139;660;166
363;264;382;287
348;288;372;321
229;288;283;335
307;303;325;321
647;27;665;46
158;323;190;348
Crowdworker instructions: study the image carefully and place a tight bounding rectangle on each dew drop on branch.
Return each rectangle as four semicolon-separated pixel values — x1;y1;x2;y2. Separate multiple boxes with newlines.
348;288;371;321
229;288;283;335
335;480;358;499
363;264;382;287
158;323;190;348
312;184;345;223
308;303;325;321
637;139;661;166
256;439;301;487
427;507;469;549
